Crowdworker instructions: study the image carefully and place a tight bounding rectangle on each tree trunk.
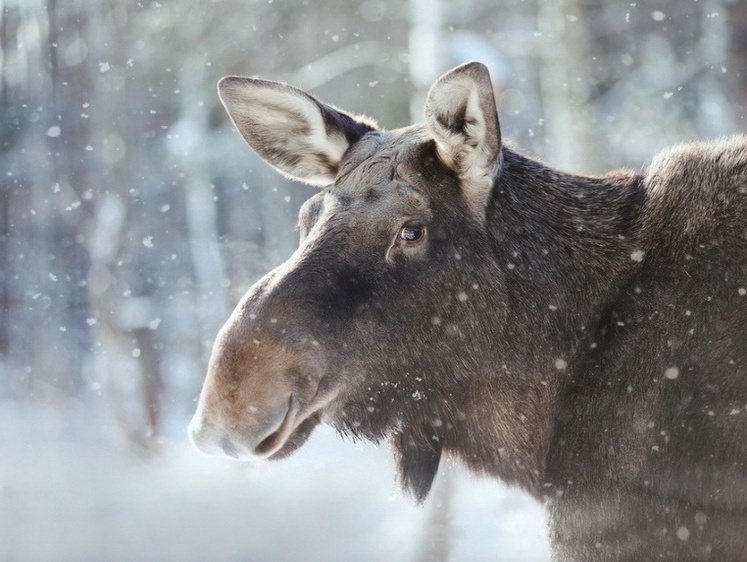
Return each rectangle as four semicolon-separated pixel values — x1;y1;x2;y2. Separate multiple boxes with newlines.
537;0;596;172
175;55;229;362
726;0;747;129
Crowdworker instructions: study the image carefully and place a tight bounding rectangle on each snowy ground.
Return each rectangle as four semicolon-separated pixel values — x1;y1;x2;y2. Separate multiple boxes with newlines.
0;402;550;562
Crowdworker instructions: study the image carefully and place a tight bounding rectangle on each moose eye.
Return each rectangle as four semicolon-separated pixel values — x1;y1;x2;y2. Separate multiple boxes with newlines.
399;223;426;244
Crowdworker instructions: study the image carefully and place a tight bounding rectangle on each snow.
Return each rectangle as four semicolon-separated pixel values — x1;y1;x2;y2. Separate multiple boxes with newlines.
0;403;550;562
651;11;666;22
676;526;690;541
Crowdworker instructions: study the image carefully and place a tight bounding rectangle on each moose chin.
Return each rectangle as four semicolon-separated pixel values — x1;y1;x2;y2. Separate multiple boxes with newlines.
189;61;747;560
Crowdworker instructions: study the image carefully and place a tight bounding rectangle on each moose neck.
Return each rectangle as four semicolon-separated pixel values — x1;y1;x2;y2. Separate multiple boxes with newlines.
450;146;645;496
492;147;645;342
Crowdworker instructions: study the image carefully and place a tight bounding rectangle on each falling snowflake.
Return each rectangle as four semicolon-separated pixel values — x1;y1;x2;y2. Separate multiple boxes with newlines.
676;526;690;541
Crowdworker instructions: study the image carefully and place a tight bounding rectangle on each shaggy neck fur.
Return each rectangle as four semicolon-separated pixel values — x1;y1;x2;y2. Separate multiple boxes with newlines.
442;147;646;497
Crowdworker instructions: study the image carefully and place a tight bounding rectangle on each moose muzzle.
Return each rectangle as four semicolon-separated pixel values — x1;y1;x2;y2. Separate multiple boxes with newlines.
188;313;307;460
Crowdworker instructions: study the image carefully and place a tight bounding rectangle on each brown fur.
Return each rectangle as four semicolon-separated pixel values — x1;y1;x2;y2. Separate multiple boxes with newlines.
190;63;747;560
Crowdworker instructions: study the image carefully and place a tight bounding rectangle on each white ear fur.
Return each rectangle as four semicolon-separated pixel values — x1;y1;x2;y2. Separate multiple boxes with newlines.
424;62;501;213
218;77;376;186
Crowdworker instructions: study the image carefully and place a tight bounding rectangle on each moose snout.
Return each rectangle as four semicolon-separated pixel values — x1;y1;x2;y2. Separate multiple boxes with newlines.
188;397;294;460
189;278;326;461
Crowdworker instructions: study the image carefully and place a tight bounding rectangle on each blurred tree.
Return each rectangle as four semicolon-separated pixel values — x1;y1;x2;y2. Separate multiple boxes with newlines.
726;0;747;126
537;0;596;171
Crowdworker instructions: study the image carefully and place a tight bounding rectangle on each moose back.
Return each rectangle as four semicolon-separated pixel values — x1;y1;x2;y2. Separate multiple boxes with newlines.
189;62;747;560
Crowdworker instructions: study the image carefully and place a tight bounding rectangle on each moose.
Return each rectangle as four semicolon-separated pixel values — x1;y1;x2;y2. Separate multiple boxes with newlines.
189;62;747;560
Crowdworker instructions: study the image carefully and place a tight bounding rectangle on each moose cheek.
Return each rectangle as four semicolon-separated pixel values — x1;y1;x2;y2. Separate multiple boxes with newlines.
315;268;376;321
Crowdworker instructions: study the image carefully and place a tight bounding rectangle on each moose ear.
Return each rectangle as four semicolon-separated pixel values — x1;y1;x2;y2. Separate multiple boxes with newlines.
390;424;442;503
424;62;501;211
218;77;377;186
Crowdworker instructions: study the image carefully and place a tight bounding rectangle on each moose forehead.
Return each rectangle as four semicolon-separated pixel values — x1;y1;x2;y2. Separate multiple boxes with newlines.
299;126;457;229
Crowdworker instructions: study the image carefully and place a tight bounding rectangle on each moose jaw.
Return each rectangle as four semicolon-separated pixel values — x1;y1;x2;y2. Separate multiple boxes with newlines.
189;62;747;560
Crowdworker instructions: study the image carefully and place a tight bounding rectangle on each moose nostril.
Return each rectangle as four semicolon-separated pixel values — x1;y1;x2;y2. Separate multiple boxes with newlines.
188;396;295;459
219;436;240;459
189;416;244;459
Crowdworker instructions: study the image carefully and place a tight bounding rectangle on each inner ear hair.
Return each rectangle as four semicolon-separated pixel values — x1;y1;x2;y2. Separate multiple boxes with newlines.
424;62;502;219
390;423;442;503
218;76;376;186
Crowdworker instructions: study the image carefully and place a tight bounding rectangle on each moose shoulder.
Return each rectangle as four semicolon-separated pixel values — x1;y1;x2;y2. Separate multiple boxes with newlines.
189;62;747;560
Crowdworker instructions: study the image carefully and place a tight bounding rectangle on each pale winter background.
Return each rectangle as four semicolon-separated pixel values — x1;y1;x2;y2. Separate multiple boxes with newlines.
1;0;745;560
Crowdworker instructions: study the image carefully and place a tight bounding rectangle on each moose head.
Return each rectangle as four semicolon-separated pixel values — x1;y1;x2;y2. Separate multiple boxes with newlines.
188;63;536;501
